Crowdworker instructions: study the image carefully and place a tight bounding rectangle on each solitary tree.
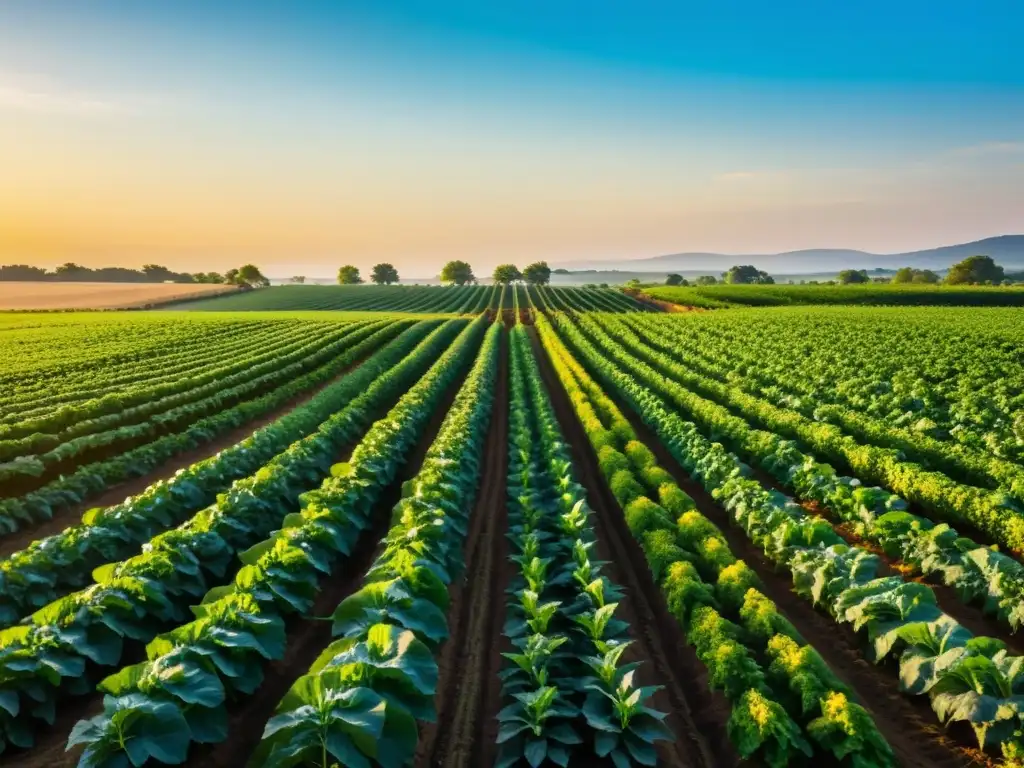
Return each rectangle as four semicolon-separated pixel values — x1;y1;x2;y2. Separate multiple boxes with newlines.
235;264;270;288
370;263;400;285
838;269;870;284
665;273;685;286
492;264;522;284
337;265;363;285
522;261;552;286
291;276;306;284
695;275;718;286
723;265;774;284
440;260;475;285
945;255;1003;285
893;267;939;284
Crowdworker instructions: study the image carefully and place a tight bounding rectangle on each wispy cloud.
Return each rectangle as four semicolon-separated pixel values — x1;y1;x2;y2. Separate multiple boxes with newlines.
0;72;135;115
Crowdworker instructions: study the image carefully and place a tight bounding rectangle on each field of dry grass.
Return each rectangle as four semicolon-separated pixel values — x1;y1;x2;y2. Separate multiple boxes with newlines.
0;282;238;310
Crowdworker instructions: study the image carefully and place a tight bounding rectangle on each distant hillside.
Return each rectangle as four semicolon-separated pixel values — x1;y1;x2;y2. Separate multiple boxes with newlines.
553;235;1024;274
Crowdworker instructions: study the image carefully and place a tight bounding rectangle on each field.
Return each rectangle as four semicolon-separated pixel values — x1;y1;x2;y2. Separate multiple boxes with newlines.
0;282;238;310
1;291;1024;768
645;282;1024;308
174;283;648;312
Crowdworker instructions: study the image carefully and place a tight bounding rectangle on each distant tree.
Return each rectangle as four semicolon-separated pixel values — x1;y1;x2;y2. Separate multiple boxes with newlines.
838;269;870;284
337;265;363;285
522;261;552;286
946;255;1004;285
224;268;239;285
0;264;48;281
291;275;306;284
625;278;642;288
892;267;915;284
440;260;475;285
235;264;270;288
55;262;92;280
599;283;609;288
695;275;718;286
912;269;940;284
724;265;774;284
665;273;685;286
142;264;178;282
370;263;399;285
492;264;522;284
553;268;570;275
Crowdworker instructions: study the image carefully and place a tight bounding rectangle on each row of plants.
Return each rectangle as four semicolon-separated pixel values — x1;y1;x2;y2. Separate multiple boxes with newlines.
0;320;404;540
246;318;500;768
66;317;497;767
0;322;382;494
0;320;343;452
0;318;269;407
599;316;1024;634
0;319;473;756
557;312;1024;761
624;307;1024;463
589;314;1024;557
536;314;894;767
0;321;298;422
174;284;496;312
617;313;1024;505
494;324;673;768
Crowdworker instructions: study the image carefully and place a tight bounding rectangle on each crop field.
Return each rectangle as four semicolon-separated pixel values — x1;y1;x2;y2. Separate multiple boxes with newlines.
174;284;648;313
0;282;239;311
645;283;1024;308
2;293;1024;768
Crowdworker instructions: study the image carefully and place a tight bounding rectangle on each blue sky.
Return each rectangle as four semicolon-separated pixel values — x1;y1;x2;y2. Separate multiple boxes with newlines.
0;1;1021;276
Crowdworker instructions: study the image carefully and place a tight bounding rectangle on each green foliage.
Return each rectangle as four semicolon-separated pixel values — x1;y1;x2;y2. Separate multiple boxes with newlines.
440;260;475;285
370;263;400;285
623;497;672;537
336;264;363;285
522;261;552;286
493;264;522;285
838;269;869;284
945;254;1005;285
724;265;774;284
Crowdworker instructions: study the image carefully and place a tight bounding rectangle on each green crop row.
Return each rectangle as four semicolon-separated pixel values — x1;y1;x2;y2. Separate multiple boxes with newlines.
558;312;1024;761
537;314;894;767
495;324;671;768
0;320;414;621
0;320;470;757
66;316;494;767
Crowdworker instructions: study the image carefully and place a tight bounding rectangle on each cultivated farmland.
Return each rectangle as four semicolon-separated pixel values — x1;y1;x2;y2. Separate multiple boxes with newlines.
1;291;1023;768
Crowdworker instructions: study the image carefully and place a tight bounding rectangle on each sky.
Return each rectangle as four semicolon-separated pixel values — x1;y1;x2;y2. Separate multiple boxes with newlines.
0;1;1022;278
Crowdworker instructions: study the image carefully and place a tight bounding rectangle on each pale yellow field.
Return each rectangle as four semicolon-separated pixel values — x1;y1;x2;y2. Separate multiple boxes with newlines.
0;282;238;310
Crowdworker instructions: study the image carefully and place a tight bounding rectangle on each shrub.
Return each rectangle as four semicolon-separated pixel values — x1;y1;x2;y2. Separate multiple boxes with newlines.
625;496;673;536
641;466;674;490
625;440;657;470
736;588;801;645
662;561;717;626
609;469;645;506
598;445;631;478
642;528;690;581
716;563;762;614
677;510;721;549
659;483;696;516
697;535;737;574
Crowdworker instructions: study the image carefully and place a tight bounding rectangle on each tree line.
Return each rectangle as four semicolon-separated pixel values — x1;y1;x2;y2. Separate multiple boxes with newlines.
333;261;553;286
0;262;270;287
661;255;1019;287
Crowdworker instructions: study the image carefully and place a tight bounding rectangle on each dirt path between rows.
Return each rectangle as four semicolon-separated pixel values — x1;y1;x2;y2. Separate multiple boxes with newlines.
592;377;980;767
0;355;373;560
527;328;736;768
416;331;510;768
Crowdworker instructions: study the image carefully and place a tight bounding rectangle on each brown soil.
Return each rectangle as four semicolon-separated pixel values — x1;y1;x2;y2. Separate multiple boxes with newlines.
599;384;980;767
0;355;372;559
527;328;736;768
182;348;472;768
626;289;703;313
416;330;510;768
0;282;238;310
